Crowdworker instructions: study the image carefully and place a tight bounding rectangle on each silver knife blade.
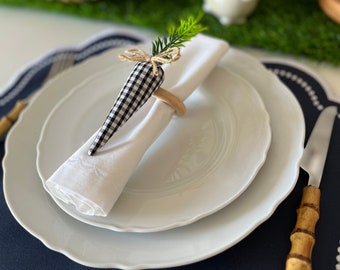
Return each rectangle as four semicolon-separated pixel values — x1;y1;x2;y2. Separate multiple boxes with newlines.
300;106;337;187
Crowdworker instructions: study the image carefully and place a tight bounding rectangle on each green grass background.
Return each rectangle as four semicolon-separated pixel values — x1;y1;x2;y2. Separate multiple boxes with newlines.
1;0;340;64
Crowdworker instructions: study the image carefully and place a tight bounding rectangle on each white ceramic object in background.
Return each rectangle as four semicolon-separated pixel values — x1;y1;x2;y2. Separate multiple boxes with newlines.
203;0;259;25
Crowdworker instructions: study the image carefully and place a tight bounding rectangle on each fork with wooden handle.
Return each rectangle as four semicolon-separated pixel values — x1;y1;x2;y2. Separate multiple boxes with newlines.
0;52;75;137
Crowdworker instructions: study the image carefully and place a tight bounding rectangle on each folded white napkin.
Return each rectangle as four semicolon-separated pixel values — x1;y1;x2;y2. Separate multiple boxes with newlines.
45;34;229;216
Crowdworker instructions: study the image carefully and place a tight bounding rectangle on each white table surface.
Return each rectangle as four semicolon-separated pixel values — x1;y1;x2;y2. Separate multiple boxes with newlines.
1;5;339;100
0;6;152;94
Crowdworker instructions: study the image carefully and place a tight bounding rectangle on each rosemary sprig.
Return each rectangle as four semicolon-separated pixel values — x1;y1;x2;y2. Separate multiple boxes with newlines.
152;14;207;56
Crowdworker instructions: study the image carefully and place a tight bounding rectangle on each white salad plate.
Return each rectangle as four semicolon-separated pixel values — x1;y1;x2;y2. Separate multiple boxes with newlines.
36;57;271;232
3;45;304;269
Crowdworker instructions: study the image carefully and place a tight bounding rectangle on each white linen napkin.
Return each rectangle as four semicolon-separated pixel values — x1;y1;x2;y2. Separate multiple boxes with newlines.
45;34;229;216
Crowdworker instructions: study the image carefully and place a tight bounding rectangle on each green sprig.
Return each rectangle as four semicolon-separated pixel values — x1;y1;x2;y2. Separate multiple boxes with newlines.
152;13;207;56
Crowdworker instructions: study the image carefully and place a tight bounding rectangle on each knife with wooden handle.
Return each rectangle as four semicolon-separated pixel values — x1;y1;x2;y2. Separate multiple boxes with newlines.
286;106;337;270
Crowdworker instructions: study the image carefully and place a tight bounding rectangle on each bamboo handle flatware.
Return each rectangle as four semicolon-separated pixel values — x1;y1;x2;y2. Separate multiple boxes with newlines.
0;52;74;137
0;101;27;137
286;106;337;270
286;186;320;270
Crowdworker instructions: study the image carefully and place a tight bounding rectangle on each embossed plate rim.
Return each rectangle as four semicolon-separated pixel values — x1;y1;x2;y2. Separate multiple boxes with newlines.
36;55;271;232
3;45;304;269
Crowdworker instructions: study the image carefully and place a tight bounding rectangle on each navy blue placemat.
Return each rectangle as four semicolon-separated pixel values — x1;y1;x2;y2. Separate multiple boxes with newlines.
0;34;140;119
1;35;340;270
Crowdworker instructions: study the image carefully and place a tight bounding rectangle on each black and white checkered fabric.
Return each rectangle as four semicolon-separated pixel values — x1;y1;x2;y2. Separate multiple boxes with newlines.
88;62;164;155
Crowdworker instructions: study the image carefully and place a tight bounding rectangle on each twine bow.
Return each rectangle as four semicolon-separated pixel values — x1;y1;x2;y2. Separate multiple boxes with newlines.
118;47;181;76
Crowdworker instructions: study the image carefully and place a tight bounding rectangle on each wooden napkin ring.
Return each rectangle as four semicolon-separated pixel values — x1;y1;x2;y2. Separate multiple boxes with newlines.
153;87;186;116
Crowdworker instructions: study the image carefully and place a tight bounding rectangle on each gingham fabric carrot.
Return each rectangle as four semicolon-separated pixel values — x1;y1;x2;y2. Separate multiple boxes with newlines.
88;14;206;155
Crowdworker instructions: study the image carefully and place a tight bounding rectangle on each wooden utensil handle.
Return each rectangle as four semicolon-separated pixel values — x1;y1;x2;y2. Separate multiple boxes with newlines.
0;100;27;137
286;186;320;270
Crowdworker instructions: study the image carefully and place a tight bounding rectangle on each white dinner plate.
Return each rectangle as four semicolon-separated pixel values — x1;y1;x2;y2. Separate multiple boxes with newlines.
36;60;271;232
3;45;304;269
